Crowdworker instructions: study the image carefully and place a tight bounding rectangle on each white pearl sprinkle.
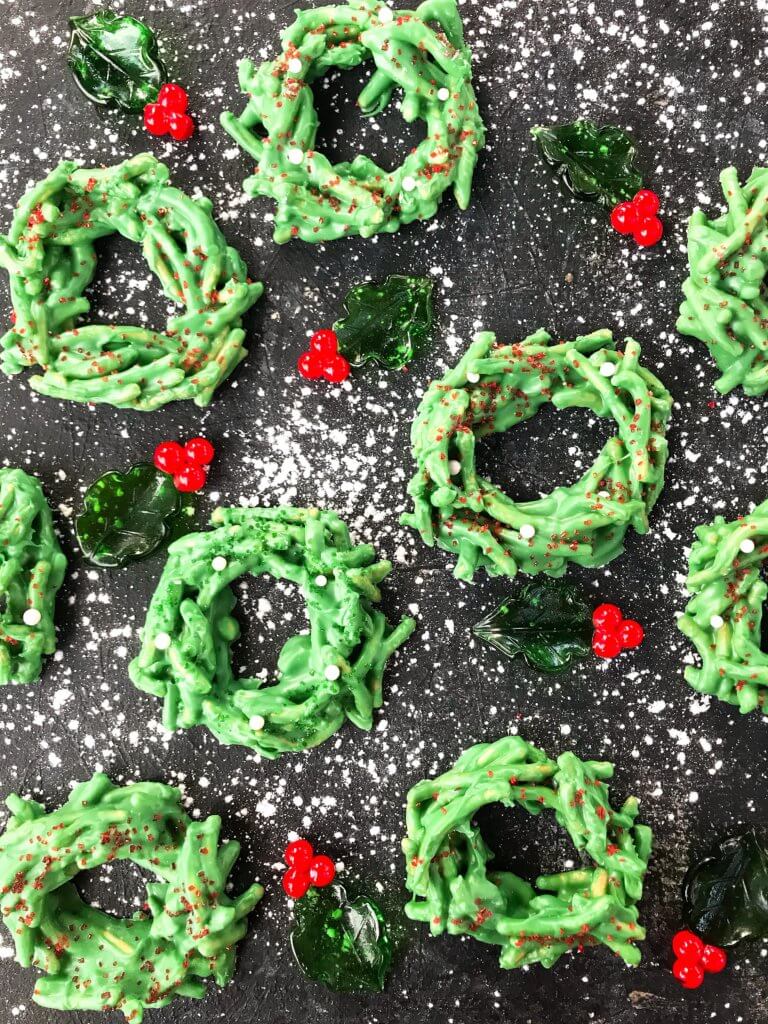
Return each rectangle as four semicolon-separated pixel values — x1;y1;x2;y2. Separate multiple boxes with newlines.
437;87;450;101
249;714;266;732
597;490;610;499
600;361;617;377
154;632;171;651
519;524;536;540
402;175;417;192
324;665;341;681
379;5;394;22
286;147;304;165
22;608;41;626
288;57;303;73
315;574;328;587
740;538;756;554
710;615;725;629
211;556;228;572
449;460;461;475
466;371;480;383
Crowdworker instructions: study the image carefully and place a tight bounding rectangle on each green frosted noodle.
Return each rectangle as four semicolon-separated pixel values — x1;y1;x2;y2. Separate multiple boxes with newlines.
401;329;672;581
0;773;262;1021
129;506;416;758
677;165;768;396
0;468;66;684
220;0;485;243
0;154;264;410
403;736;652;970
677;500;768;714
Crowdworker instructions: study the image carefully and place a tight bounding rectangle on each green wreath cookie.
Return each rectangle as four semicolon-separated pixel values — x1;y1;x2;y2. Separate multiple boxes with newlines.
401;328;672;581
403;736;652;969
0;154;263;410
129;506;415;757
677;166;768;396
220;0;485;243
0;467;66;685
677;499;768;714
0;773;262;1021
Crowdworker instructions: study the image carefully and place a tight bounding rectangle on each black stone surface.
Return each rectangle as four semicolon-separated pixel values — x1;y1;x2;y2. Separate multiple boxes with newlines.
0;0;767;1022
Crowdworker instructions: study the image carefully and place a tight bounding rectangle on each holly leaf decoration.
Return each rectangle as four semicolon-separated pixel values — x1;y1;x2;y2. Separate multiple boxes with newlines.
683;830;768;947
76;463;181;568
334;274;434;369
290;883;392;993
473;579;592;674
67;11;166;113
531;120;643;208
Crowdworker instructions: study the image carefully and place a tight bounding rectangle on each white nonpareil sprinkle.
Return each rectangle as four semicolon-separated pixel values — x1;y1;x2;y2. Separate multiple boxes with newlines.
740;538;755;553
710;615;724;629
22;608;41;626
466;371;480;383
402;175;417;192
288;57;302;73
154;632;171;651
249;715;266;732
378;5;394;22
597;490;610;499
437;87;450;101
600;361;617;377
449;459;461;475
286;147;304;165
315;574;328;587
211;556;228;571
324;665;341;681
519;524;536;540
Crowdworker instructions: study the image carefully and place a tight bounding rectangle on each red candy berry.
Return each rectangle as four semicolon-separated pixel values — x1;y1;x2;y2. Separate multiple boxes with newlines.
672;929;704;962
609;201;637;235
154;440;186;474
285;838;314;871
158;83;188;113
592;630;623;659
633;188;660;217
310;329;339;353
673;958;705;989
174;464;207;493
168;111;195;142
282;866;312;900
143;84;194;141
322;354;351;384
701;944;727;973
184;437;215;466
143;103;167;136
610;189;663;248
308;855;336;887
619;619;644;649
297;329;351;383
592;603;622;631
634;216;664;247
591;603;645;660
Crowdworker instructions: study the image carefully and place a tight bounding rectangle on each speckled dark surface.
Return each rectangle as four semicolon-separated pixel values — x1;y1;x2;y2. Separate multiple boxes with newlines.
0;0;767;1021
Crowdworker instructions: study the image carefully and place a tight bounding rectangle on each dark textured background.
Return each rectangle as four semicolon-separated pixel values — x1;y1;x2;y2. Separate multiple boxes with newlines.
0;0;767;1021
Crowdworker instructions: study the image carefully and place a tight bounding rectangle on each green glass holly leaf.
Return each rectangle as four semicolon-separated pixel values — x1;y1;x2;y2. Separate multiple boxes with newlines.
76;463;181;568
683;830;768;947
290;883;392;993
473;579;592;674
67;11;166;113
531;120;643;208
334;275;434;369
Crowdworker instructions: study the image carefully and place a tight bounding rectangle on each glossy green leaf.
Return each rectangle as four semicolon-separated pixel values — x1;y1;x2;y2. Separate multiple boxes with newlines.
334;275;434;369
531;120;643;208
473;579;592;673
290;883;392;992
683;830;768;947
67;11;166;113
76;463;181;568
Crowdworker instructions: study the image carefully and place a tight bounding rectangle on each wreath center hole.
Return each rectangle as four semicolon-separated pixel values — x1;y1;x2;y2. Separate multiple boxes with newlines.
311;66;426;173
230;574;309;680
472;802;577;883
86;233;174;331
474;404;615;504
75;859;154;919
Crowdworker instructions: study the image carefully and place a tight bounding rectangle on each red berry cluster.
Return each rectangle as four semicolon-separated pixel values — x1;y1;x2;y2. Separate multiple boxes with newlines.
297;329;350;383
282;838;336;899
671;929;727;989
591;603;644;659
610;189;663;247
144;84;195;141
153;437;214;493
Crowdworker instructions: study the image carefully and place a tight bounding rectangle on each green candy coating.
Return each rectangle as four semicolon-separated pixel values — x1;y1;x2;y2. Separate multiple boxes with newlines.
129;506;416;758
678;501;768;714
220;0;485;243
403;736;652;970
677;165;768;396
0;773;263;1021
0;154;264;410
401;328;672;581
0;467;66;685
